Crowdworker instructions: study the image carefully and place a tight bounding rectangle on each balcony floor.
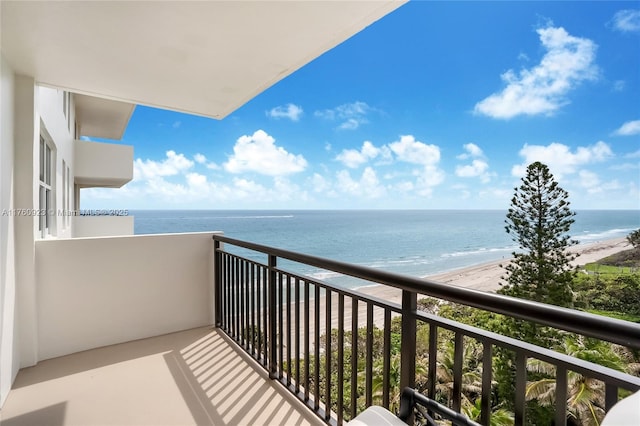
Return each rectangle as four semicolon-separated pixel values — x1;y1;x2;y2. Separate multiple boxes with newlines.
0;327;324;426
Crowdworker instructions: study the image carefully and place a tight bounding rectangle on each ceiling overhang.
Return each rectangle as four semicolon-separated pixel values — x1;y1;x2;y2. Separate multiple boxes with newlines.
1;1;406;120
74;94;135;140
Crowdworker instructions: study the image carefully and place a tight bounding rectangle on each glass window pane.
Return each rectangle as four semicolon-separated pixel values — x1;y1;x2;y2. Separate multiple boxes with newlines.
39;136;45;182
39;186;44;233
45;145;51;185
45;189;51;230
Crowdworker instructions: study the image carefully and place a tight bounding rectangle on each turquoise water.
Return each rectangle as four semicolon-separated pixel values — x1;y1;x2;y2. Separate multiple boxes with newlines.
132;210;639;285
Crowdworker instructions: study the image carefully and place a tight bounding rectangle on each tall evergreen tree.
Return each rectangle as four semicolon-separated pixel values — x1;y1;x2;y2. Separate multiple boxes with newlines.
499;161;578;308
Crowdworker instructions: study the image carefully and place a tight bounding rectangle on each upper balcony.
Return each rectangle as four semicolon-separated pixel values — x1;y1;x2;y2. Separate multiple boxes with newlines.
1;234;638;425
74;140;133;188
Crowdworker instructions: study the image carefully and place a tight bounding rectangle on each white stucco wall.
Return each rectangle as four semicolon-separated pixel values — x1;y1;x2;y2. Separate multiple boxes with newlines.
35;232;217;360
13;75;39;372
38;86;76;239
72;216;134;237
0;53;18;408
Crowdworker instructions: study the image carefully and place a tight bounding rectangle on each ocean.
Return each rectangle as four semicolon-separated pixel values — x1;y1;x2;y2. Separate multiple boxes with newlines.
132;210;639;287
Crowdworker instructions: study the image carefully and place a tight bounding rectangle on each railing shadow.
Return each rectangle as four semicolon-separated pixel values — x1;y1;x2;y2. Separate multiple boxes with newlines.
163;328;322;425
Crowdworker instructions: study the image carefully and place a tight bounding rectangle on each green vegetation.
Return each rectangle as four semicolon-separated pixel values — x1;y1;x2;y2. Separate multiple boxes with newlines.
285;194;640;424
286;245;639;425
627;229;640;249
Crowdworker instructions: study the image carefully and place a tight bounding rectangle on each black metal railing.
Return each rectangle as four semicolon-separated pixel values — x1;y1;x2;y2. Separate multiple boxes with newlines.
212;235;640;426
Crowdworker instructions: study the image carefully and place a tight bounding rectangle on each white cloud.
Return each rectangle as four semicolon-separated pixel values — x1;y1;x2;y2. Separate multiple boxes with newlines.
614;120;640;136
613;80;626;92
393;181;414;193
456;160;491;180
455;143;493;183
88;148;309;207
224;130;307;176
186;172;207;188
266;104;303;121
611;9;640;32
456;143;484;160
335;141;390;168
232;178;267;198
474;26;598;119
388;135;440;166
134;150;194;180
339;118;361;130
512;141;613;178
172;121;182;129
578;170;601;193
193;153;220;170
315;101;375;130
383;135;445;196
336;167;386;198
273;177;308;202
310;173;331;193
414;166;445;196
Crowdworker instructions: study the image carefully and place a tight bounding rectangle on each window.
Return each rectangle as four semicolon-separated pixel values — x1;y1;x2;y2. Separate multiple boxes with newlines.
62;160;70;228
62;91;72;132
66;164;71;227
62;91;68;119
39;135;54;238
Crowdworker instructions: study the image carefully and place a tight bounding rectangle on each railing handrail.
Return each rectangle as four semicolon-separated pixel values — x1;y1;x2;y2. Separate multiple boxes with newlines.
213;234;640;349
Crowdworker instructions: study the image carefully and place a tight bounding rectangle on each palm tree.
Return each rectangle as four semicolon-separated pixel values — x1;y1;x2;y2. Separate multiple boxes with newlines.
435;340;483;406
371;354;402;412
462;398;514;426
526;335;626;426
369;353;428;413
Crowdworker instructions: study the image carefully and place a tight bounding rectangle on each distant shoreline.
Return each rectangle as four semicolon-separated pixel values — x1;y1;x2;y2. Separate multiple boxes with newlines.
291;237;633;340
422;236;631;293
349;237;632;306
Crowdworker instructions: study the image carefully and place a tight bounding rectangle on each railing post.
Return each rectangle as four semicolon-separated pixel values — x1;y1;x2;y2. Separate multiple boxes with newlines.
268;254;277;379
400;289;417;401
213;238;222;328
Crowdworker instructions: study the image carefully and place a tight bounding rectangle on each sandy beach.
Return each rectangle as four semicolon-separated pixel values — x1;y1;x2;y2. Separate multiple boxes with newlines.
283;237;633;346
353;236;632;304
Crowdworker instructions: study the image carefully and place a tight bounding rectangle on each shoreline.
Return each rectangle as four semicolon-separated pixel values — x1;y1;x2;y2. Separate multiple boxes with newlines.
423;236;631;292
352;236;632;304
283;237;632;346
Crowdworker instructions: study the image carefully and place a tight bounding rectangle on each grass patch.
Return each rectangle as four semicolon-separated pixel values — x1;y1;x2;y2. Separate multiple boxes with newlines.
583;263;639;275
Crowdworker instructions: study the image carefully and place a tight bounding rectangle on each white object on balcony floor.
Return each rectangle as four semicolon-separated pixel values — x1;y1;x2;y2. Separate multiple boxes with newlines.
602;390;640;426
346;406;407;426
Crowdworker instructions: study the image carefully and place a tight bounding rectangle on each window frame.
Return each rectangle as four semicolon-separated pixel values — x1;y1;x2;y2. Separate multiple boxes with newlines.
39;134;55;238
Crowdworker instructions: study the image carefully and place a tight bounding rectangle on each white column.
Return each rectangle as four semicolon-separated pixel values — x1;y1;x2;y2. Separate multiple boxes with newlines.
0;54;18;407
13;75;39;370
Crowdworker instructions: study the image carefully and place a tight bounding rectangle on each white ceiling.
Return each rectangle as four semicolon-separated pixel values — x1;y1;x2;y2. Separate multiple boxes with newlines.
1;1;405;120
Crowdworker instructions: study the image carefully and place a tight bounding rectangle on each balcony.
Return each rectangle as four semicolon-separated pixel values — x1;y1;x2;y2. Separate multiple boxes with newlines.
2;234;639;425
74;140;133;188
0;327;323;426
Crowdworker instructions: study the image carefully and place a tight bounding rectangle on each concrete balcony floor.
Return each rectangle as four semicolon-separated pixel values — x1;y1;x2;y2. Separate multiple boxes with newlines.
0;327;324;426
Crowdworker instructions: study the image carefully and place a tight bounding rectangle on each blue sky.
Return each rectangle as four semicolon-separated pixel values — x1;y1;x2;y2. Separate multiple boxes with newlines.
84;1;640;210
